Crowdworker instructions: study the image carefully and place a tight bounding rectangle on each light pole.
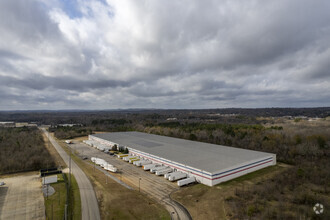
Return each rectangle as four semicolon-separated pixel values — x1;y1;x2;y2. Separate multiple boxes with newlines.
139;178;141;192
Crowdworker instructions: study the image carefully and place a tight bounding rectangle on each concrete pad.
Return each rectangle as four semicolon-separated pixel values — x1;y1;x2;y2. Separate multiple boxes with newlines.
0;173;45;220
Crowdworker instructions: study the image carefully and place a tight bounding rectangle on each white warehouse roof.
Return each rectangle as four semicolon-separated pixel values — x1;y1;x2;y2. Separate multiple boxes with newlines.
91;131;275;174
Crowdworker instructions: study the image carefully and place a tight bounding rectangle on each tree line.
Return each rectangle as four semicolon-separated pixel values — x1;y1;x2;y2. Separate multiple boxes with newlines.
0;127;55;174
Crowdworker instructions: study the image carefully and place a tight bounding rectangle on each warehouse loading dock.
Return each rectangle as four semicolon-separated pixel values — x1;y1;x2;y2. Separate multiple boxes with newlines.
89;132;276;186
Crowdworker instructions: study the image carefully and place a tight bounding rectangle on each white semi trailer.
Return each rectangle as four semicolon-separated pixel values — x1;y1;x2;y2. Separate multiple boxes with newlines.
143;163;160;171
169;172;187;181
135;160;152;167
124;156;138;162
117;154;129;159
133;160;142;165
155;168;173;176
150;166;168;173
133;160;146;166
104;163;117;173
164;171;181;179
177;177;196;186
129;158;140;164
95;158;106;166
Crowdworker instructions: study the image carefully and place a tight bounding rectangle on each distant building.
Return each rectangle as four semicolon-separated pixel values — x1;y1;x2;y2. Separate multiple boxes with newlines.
15;122;29;127
0;122;15;127
166;118;177;121
56;123;82;127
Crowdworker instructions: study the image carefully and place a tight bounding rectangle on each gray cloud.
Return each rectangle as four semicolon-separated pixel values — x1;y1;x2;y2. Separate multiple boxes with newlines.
0;0;329;110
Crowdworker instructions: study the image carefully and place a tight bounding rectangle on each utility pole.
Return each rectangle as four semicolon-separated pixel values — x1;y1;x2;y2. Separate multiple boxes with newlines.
46;184;49;200
69;147;71;189
65;204;67;220
51;201;53;220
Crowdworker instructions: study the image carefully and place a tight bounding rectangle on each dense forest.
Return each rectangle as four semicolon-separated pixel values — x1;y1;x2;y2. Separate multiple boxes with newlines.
0;107;329;125
0;127;55;174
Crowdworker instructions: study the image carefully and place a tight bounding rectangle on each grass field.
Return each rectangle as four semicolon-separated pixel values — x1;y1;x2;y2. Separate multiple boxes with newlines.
53;134;170;220
67;173;82;220
172;164;285;220
44;174;66;220
44;173;81;220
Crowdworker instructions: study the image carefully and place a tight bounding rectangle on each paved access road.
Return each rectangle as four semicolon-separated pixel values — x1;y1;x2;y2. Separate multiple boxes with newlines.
0;174;45;220
41;128;100;220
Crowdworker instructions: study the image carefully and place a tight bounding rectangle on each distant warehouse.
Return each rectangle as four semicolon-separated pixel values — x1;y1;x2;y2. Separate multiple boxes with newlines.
89;132;276;186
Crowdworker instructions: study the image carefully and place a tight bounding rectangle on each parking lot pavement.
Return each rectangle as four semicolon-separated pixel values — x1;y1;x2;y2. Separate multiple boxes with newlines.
0;173;45;220
70;141;179;198
70;141;192;220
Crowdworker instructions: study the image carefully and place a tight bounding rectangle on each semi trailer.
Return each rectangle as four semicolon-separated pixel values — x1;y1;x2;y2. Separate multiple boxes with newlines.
150;166;168;173
177;177;196;186
169;172;187;181
155;168;173;176
143;163;160;171
117;154;129;158
164;171;181;179
129;158;140;164
135;160;152;167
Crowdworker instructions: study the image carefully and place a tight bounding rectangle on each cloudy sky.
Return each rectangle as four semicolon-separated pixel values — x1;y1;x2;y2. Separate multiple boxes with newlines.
0;0;329;110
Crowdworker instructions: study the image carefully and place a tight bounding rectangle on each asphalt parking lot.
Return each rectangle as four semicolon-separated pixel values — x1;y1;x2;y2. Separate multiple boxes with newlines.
70;141;179;198
0;173;45;220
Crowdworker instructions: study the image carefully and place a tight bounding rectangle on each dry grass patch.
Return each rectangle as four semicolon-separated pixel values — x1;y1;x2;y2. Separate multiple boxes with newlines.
42;132;66;168
172;165;284;220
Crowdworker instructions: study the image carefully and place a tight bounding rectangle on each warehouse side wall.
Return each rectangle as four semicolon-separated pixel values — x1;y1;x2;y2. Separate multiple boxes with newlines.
211;155;276;186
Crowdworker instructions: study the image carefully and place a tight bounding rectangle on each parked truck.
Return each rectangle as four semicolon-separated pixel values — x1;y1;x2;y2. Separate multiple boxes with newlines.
143;163;160;171
117;154;129;159
95;158;106;166
129;158;140;164
169;172;187;181
164;171;181;179
135;160;152;167
150;166;168;173
123;156;137;161
156;167;173;176
104;163;117;173
177;177;196;186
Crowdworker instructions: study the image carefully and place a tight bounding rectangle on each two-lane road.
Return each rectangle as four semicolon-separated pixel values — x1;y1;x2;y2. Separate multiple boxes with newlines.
41;128;100;220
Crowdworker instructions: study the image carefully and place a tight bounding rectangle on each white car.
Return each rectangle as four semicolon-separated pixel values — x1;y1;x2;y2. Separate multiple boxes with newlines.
0;182;5;186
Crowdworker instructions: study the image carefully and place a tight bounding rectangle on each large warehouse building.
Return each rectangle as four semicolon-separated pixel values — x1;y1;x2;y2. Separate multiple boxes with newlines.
89;132;276;186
